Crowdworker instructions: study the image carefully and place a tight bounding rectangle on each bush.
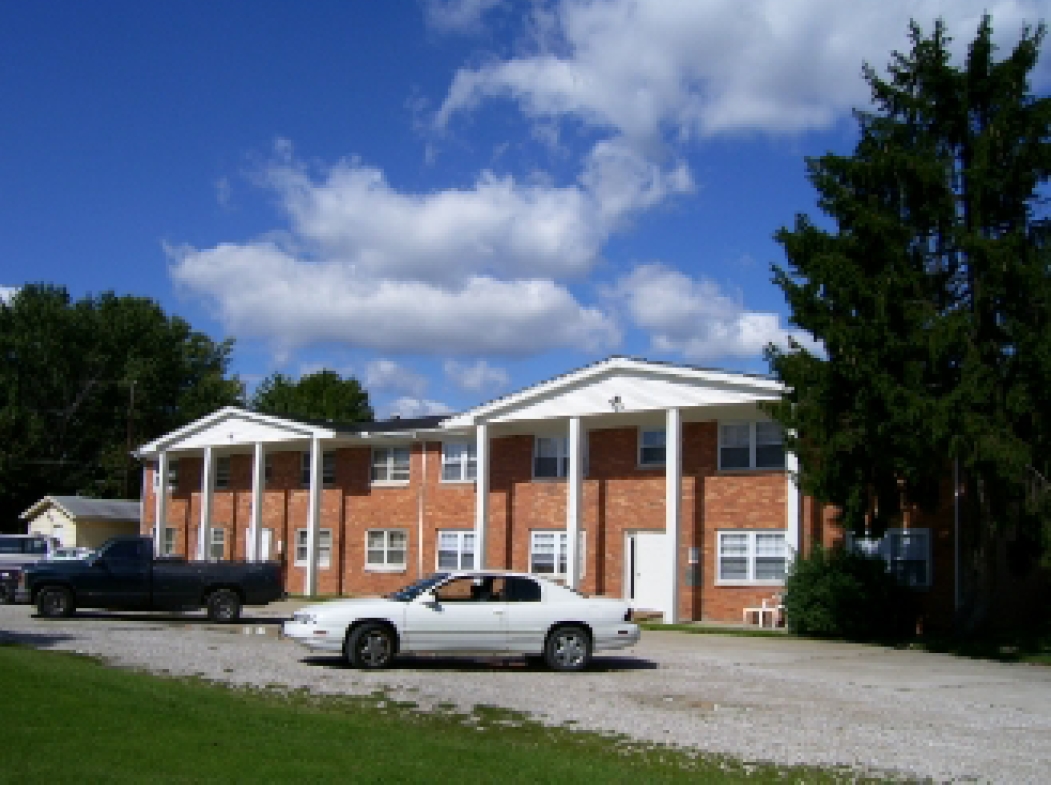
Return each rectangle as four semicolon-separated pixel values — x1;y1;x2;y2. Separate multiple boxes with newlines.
783;545;915;641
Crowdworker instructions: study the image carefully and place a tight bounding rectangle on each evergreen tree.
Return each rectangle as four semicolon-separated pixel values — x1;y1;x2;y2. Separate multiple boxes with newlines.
768;17;1051;618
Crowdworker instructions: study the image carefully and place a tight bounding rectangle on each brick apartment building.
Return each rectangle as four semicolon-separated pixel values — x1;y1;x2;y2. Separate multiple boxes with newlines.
136;356;956;625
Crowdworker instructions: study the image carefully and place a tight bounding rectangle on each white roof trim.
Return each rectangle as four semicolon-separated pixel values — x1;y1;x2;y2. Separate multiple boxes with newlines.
135;407;337;458
443;356;786;427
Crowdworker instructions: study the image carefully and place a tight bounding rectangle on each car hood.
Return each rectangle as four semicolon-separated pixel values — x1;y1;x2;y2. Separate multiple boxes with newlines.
297;596;402;619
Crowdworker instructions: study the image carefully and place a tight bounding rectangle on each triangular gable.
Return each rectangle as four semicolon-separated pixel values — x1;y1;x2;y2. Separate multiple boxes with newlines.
444;356;785;425
136;407;337;457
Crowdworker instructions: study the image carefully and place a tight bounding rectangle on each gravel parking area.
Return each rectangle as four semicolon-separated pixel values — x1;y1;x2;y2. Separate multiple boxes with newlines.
2;602;1050;783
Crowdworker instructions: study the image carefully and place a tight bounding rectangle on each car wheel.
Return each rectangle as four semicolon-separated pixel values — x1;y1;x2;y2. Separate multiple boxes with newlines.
37;586;75;619
206;589;242;623
544;625;591;672
345;622;395;669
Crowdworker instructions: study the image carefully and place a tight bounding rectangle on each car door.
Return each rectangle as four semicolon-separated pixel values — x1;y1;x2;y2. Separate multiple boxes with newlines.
76;539;151;609
502;576;552;653
402;575;508;652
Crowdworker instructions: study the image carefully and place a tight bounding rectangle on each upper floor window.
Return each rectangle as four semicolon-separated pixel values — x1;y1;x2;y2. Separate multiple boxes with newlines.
301;450;337;488
849;528;931;588
719;421;785;470
639;428;666;467
154;459;178;490
441;442;476;482
534;436;569;479
214;456;231;490
371;447;410;484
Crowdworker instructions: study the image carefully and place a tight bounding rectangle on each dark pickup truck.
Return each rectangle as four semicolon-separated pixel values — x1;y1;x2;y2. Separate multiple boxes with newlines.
17;535;284;623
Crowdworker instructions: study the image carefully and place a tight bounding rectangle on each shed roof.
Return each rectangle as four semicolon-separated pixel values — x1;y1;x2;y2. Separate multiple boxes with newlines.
21;495;141;522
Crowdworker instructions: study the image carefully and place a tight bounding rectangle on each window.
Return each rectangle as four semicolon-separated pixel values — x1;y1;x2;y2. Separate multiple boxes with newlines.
208;527;226;561
367;529;407;570
717;531;787;583
214;456;231;490
437;530;475;570
528;530;586;577
294;529;333;569
162;528;176;556
849;528;931;588
639;428;666;466
534;437;569;479
719;422;785;470
154;459;178;489
441;442;477;482
301;451;337;488
371;447;410;484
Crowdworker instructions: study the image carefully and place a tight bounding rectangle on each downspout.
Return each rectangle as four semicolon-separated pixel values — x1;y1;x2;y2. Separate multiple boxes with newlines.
418;439;426;580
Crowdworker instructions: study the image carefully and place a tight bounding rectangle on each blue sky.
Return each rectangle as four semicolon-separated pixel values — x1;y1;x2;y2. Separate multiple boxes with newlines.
3;0;1049;419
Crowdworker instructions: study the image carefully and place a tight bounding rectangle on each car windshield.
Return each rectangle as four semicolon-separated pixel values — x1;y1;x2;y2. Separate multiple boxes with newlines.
385;573;449;602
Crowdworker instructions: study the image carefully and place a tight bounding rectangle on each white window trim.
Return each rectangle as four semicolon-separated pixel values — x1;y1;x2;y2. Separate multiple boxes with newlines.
849;528;932;588
718;421;786;471
370;447;411;486
716;530;788;585
153;459;178;491
294;528;333;569
440;442;477;484
436;529;475;570
162;527;176;556
208;527;226;562
365;528;408;571
528;530;586;578
638;427;666;468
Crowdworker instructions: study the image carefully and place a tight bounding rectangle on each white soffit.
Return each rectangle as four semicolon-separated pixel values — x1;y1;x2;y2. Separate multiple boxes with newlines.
448;358;785;425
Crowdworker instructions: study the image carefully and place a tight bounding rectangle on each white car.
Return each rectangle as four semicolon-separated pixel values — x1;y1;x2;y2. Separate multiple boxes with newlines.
282;571;641;671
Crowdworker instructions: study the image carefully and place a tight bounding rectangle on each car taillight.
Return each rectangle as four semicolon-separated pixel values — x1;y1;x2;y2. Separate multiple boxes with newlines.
623;608;634;622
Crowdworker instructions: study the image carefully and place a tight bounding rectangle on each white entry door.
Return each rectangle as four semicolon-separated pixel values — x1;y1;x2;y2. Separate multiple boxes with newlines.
627;531;665;613
245;528;273;561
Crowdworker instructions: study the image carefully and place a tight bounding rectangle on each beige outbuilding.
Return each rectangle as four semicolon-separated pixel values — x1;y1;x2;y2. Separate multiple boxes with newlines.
21;495;141;550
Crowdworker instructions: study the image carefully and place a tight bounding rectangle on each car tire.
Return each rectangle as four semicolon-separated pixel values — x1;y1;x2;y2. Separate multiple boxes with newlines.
206;589;242;623
345;622;395;669
544;625;591;672
37;586;75;619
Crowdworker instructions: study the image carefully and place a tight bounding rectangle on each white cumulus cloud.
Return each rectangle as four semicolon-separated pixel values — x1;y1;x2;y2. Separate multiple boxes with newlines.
444;359;510;392
424;0;504;33
437;0;1048;140
387;397;455;419
608;264;818;361
0;286;19;305
365;359;429;398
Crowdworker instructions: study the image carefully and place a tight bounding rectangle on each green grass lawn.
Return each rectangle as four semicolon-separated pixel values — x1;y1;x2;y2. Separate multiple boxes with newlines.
0;644;880;784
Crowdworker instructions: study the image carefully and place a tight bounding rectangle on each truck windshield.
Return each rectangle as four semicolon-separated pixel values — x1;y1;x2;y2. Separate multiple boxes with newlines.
386;573;449;602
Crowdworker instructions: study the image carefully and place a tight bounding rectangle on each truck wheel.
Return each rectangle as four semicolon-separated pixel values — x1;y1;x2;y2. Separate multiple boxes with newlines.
345;622;395;669
206;589;242;623
37;586;75;619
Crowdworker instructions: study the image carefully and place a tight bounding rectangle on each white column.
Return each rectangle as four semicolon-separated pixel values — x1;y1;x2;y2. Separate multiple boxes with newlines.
566;416;583;589
785;445;800;561
249;442;265;561
473;424;489;570
198;447;214;561
305;436;322;596
153;452;169;557
664;408;682;624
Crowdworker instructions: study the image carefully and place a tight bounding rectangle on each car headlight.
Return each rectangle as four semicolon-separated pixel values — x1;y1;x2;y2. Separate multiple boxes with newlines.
292;612;318;624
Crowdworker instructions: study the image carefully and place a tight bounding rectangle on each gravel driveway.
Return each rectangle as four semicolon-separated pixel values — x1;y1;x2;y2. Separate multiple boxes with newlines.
2;602;1049;783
